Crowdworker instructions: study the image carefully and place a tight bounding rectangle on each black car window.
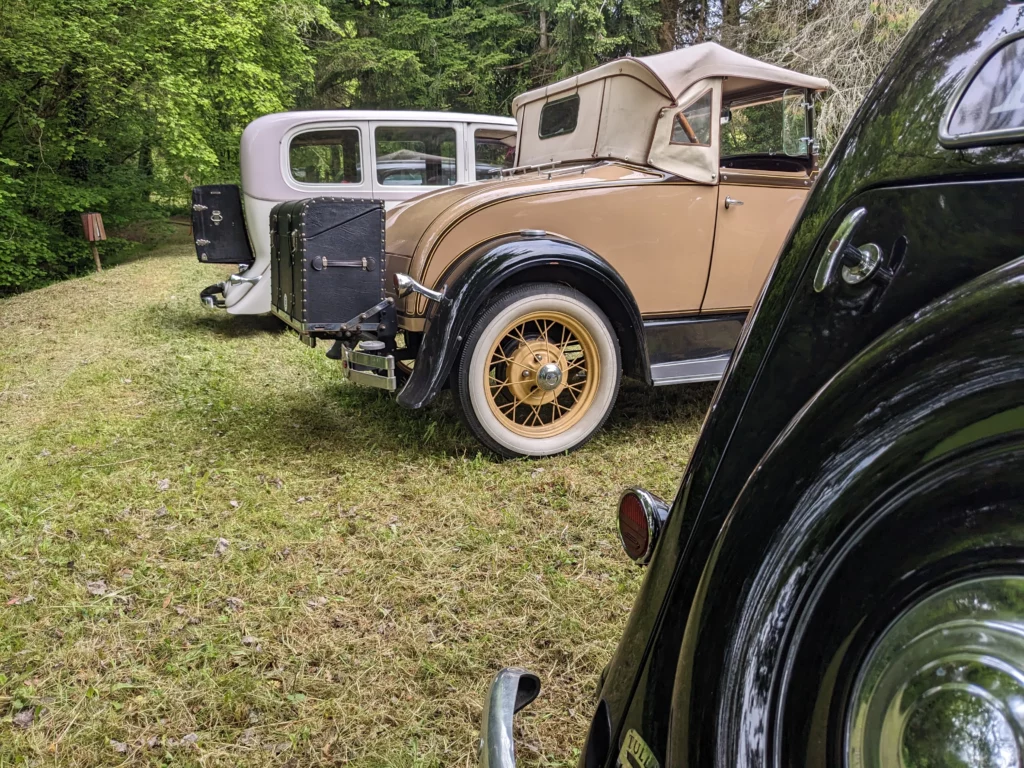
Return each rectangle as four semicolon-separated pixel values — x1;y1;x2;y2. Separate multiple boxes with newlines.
944;35;1024;146
539;95;579;139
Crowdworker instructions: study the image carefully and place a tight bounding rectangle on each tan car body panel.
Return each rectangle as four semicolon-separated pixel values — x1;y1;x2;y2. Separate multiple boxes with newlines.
701;178;810;311
420;180;718;316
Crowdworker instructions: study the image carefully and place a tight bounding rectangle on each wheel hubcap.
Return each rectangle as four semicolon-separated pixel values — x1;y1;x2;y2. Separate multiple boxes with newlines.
847;576;1024;768
484;310;599;438
536;363;563;391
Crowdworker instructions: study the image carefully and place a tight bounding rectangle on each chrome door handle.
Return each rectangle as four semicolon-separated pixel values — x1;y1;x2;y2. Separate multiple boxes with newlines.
813;207;888;292
228;272;262;285
725;196;744;209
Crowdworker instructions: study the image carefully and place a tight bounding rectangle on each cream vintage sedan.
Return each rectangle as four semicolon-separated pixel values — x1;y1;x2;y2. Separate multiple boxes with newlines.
271;43;830;458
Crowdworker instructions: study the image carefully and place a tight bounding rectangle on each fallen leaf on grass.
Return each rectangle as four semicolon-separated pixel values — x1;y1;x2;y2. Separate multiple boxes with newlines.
225;597;244;612
86;580;107;596
7;595;35;606
241;635;262;652
229;500;240;509
214;538;229;556
110;740;128;754
157;479;170;491
13;708;34;728
306;596;328;610
238;728;260;748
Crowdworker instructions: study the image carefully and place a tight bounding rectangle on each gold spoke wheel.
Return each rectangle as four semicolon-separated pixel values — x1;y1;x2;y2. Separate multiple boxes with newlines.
484;310;600;438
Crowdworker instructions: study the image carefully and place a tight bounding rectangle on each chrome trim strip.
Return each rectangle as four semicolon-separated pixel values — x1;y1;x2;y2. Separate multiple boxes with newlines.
650;354;730;385
479;668;541;768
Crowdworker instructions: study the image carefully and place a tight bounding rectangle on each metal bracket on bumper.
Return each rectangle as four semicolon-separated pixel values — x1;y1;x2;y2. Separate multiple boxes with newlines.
478;668;541;768
199;282;226;309
341;345;397;391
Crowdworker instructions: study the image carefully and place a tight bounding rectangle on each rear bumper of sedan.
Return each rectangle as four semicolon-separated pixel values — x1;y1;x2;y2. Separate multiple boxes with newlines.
478;668;540;768
200;282;226;309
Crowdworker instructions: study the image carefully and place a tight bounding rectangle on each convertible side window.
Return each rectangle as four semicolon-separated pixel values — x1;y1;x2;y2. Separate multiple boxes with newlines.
943;35;1024;146
671;90;712;146
539;95;580;139
375;126;458;186
289;129;362;184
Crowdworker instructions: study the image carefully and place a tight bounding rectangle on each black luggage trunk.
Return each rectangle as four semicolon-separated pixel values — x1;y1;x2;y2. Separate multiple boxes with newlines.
191;184;254;265
270;198;391;339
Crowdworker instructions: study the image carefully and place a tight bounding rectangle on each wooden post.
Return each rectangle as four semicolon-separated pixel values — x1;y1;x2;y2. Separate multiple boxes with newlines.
81;212;107;273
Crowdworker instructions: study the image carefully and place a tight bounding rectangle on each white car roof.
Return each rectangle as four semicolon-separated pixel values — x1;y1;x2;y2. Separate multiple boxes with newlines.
241;110;516;200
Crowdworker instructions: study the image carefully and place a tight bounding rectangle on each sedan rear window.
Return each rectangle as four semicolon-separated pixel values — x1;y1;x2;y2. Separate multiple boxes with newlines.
539;95;580;139
290;129;362;184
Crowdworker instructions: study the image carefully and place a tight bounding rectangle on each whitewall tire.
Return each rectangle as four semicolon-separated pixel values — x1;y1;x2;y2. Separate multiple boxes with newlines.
451;283;621;458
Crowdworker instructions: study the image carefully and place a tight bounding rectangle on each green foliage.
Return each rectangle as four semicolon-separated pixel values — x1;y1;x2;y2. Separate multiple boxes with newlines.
0;0;331;293
0;0;919;294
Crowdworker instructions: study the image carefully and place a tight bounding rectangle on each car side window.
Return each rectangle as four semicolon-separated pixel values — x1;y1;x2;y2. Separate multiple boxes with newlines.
671;90;712;146
539;95;580;139
474;129;516;180
943;35;1024;146
374;126;458;186
289;129;362;184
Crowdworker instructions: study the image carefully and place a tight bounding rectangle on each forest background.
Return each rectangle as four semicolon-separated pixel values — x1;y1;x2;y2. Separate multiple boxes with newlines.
0;0;927;294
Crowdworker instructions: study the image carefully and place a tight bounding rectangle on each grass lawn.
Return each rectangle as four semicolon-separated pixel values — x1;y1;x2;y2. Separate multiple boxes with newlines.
0;229;714;767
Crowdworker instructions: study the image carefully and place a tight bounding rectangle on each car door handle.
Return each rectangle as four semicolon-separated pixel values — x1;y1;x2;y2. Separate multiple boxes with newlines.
725;196;744;209
813;207;888;292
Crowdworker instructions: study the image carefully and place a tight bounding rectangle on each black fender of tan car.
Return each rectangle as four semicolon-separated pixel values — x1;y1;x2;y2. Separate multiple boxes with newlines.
666;253;1024;766
396;235;649;410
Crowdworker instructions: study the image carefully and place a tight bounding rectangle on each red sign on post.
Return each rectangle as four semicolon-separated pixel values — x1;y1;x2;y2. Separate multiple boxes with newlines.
81;212;106;272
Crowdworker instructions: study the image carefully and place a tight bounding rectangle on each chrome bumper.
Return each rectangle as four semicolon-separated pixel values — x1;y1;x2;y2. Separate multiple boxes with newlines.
479;668;540;768
199;282;226;309
341;345;397;391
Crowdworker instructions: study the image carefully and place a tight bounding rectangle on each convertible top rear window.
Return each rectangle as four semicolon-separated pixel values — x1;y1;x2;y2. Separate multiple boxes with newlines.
942;34;1024;147
539;95;580;139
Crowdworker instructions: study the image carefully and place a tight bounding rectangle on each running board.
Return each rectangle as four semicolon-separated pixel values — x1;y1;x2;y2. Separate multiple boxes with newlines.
650;354;731;386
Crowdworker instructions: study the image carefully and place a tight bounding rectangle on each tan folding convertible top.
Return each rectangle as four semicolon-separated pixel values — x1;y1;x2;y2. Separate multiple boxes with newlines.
512;43;831;181
512;43;830;111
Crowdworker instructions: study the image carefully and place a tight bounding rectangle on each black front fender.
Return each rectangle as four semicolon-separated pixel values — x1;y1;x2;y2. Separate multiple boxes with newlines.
670;253;1024;766
396;236;647;410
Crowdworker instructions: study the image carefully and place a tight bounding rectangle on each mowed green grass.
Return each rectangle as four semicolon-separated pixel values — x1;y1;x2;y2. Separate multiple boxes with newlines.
0;230;714;767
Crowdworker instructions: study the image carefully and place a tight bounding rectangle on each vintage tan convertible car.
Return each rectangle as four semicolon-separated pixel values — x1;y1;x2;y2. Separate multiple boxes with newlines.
272;44;830;457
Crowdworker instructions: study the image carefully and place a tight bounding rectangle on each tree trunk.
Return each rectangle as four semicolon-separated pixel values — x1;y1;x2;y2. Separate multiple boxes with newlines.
539;10;548;51
138;136;153;202
658;0;679;51
721;0;741;49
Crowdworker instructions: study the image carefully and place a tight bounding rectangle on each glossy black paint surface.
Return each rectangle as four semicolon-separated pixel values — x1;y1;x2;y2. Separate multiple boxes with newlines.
588;1;1024;766
643;314;745;366
397;237;647;409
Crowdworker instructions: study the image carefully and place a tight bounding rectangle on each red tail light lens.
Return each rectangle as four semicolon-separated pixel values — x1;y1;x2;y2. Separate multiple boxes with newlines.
617;488;669;565
618;492;650;562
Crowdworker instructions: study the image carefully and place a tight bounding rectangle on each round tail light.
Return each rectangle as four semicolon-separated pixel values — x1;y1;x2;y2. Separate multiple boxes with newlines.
617;488;669;565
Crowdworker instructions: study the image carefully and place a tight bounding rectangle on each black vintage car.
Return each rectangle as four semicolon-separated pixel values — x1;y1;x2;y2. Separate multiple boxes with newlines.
480;1;1024;766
